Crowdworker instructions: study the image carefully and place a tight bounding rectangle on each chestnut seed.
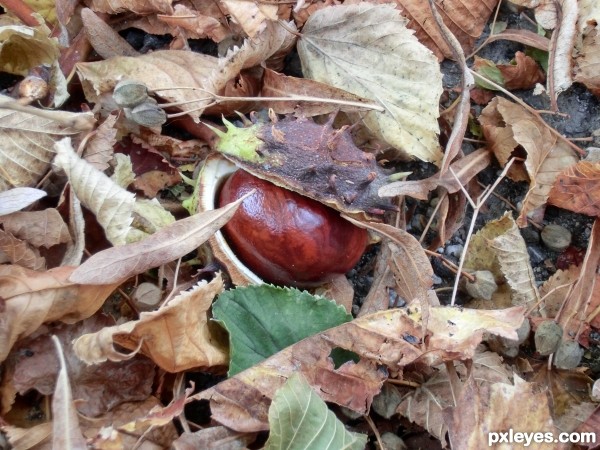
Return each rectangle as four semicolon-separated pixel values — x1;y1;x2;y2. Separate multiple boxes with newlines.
218;170;368;287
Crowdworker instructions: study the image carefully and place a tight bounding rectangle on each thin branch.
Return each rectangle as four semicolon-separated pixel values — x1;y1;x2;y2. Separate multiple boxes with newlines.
449;158;516;306
153;86;385;113
468;69;585;156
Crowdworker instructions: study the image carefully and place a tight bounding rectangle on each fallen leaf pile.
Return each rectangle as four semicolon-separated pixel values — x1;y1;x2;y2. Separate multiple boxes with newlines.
1;0;600;448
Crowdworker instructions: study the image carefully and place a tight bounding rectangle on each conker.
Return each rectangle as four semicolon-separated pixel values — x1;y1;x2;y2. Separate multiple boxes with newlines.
218;170;368;286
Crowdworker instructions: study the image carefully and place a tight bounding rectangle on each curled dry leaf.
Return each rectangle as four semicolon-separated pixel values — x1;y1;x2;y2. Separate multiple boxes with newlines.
548;161;600;217
0;265;120;363
195;305;524;432
83;115;118;171
69;190;250;285
464;213;539;310
297;3;443;164
53;138;135;246
0;18;60;76
73;276;227;372
0;187;46;216
480;97;578;225
378;148;492;200
573;0;600;96
51;336;87;450
0;94;93;191
547;0;578;101
556;219;600;339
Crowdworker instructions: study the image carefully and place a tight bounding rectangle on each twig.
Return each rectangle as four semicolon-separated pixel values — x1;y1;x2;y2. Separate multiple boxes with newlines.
424;249;476;283
448;158;516;306
428;0;474;174
467;0;504;59
364;414;386;450
468;69;585;156
419;191;446;243
152;86;385;114
0;0;44;27
525;281;575;317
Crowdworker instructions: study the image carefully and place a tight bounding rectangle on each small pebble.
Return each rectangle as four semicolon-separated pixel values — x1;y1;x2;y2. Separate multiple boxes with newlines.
445;244;464;258
541;224;572;252
585;147;600;162
431;274;443;285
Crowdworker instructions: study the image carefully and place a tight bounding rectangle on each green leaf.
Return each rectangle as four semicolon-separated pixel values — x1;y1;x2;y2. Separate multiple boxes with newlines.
265;373;367;450
213;285;352;376
473;57;505;90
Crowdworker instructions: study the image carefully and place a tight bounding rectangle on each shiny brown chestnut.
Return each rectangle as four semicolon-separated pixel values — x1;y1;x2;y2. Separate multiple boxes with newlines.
218;169;368;287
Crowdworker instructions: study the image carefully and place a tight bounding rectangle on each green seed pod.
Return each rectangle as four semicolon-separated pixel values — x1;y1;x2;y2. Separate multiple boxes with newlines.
124;99;166;127
553;340;584;369
534;320;563;356
113;79;149;108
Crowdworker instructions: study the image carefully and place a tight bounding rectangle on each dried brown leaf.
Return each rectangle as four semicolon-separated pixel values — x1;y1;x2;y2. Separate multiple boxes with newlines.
73;276;227;372
69;191;249;285
0;187;46;216
491;214;540;309
82;397;178;448
395;0;498;60
0;94;94;191
156;4;230;42
298;3;443;164
343;218;434;306
195;305;524;431
499;51;546;90
86;0;173;14
397;352;512;441
261;68;376;116
172;427;256;450
83;115;117;171
464;213;539;309
480;97;578;225
81;8;139;59
445;375;564;450
221;0;277;38
0;208;70;248
3;423;52;448
53;138;136;245
548;0;578;100
0;229;45;270
574;27;600;97
548;161;600;217
0;265;119;362
3;317;154;417
51;336;87;450
379;148;491;199
557;219;600;338
540;266;580;318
